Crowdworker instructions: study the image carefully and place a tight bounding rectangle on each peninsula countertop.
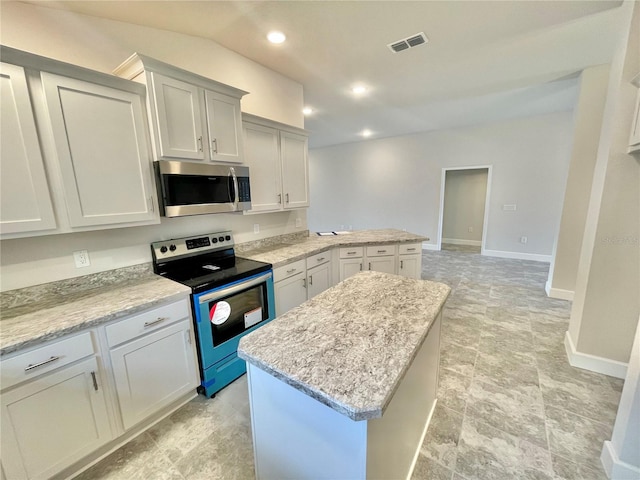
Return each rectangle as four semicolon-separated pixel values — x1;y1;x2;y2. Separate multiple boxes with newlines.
0;264;190;356
238;271;450;421
237;228;428;269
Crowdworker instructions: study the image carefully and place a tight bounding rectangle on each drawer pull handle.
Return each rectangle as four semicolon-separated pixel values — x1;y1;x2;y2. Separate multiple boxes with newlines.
347;251;356;255
25;356;60;372
377;250;386;253
317;257;325;262
407;248;416;251
91;371;99;391
144;317;168;328
286;268;296;274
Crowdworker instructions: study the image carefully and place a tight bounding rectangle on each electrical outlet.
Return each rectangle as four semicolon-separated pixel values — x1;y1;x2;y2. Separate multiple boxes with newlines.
468;226;473;233
520;236;528;244
253;223;260;234
73;250;91;268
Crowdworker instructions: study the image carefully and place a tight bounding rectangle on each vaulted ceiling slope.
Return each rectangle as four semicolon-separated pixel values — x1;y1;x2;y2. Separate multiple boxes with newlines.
26;1;624;148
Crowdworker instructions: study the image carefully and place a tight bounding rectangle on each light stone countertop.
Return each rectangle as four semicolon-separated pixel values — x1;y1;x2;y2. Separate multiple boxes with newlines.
0;265;190;356
238;271;450;421
237;228;427;268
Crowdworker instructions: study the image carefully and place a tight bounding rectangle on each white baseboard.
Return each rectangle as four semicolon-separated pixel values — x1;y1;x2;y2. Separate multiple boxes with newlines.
601;440;640;479
441;238;482;246
482;249;552;263
564;331;627;379
545;280;575;301
422;243;439;251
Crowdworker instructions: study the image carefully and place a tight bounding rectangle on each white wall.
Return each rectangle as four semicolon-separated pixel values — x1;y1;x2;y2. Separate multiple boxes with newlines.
308;112;573;260
442;169;488;245
0;2;303;128
0;2;307;292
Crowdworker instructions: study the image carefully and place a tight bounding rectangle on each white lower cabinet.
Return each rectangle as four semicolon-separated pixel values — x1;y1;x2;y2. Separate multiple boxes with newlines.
339;247;364;282
306;252;332;299
398;243;423;279
106;299;199;431
274;259;307;317
365;245;397;274
0;336;112;480
0;297;199;480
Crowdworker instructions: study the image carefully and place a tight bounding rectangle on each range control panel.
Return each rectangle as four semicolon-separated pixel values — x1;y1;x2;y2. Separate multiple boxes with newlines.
152;231;234;260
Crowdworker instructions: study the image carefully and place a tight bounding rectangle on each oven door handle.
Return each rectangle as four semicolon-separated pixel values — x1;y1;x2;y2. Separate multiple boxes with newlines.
198;271;272;304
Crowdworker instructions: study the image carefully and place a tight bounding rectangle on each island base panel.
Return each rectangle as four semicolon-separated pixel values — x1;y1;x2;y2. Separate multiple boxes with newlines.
246;312;441;480
247;365;368;479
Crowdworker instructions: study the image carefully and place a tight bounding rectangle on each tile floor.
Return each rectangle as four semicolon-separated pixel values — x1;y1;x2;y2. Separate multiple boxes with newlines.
75;245;623;480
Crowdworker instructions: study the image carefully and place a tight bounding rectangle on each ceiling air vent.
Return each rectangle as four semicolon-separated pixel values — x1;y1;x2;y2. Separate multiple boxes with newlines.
387;32;428;53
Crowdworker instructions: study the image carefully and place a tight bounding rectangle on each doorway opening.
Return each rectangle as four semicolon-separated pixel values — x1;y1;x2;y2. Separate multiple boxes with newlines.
437;166;492;253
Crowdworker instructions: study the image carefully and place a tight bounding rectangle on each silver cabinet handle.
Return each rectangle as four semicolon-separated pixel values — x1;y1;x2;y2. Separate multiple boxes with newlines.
198;136;203;152
377;250;386;254
407;247;416;251
25;356;60;372
278;193;282;204
144;317;168;328
91;371;99;391
368;263;372;270
286;268;297;274
212;138;218;154
359;263;362;271
309;275;313;286
317;257;325;262
302;278;307;288
401;260;404;269
347;251;357;256
286;193;289;203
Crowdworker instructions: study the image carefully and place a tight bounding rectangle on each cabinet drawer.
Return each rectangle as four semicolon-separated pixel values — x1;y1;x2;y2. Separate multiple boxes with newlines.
339;246;363;259
366;245;397;257
306;251;330;269
274;259;306;283
105;298;190;348
399;243;421;255
1;332;95;390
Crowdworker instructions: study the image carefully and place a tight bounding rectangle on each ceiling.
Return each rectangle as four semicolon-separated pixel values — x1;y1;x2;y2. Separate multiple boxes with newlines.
27;1;624;148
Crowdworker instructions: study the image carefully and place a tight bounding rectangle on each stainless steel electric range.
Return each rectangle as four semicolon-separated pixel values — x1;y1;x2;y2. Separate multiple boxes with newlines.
151;231;275;397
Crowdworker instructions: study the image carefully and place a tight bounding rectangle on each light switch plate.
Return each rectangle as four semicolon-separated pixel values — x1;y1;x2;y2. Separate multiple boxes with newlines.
73;250;91;268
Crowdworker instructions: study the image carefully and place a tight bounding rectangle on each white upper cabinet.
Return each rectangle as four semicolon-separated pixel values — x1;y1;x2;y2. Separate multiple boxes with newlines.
42;73;157;227
0;46;160;239
151;72;204;161
243;114;310;213
243;122;282;212
204;89;244;163
114;53;247;164
0;62;57;235
280;131;310;209
629;73;640;153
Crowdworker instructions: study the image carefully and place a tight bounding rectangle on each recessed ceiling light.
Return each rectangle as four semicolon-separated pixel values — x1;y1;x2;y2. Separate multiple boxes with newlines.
302;107;314;116
361;129;372;138
352;85;368;95
267;31;286;44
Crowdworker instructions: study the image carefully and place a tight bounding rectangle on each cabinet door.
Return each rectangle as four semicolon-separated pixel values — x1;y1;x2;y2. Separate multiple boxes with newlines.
244;122;283;212
0;63;57;235
307;262;331;299
367;256;397;275
274;272;307;316
1;357;111;480
204;89;243;163
280;131;309;209
110;319;198;431
150;72;205;160
399;254;422;279
339;257;363;282
41;72;158;228
629;89;640;152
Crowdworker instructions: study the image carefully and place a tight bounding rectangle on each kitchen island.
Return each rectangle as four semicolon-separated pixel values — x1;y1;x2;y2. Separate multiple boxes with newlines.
238;271;450;480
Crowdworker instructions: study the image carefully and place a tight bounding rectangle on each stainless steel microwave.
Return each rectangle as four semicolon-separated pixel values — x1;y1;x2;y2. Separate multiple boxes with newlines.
154;160;251;217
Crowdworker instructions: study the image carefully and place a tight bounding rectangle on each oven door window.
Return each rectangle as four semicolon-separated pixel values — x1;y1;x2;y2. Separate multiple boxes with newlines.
208;283;269;346
164;174;234;206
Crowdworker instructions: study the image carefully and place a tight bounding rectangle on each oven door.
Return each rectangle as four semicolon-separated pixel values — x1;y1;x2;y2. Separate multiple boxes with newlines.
193;271;275;369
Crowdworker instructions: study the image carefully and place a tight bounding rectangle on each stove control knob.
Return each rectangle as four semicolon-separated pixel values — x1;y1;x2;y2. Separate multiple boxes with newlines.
160;246;168;254
169;244;177;252
218;236;225;242
225;235;231;241
211;237;218;243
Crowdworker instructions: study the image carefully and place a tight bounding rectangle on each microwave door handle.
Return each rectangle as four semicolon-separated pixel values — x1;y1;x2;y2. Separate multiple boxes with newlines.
229;167;239;208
